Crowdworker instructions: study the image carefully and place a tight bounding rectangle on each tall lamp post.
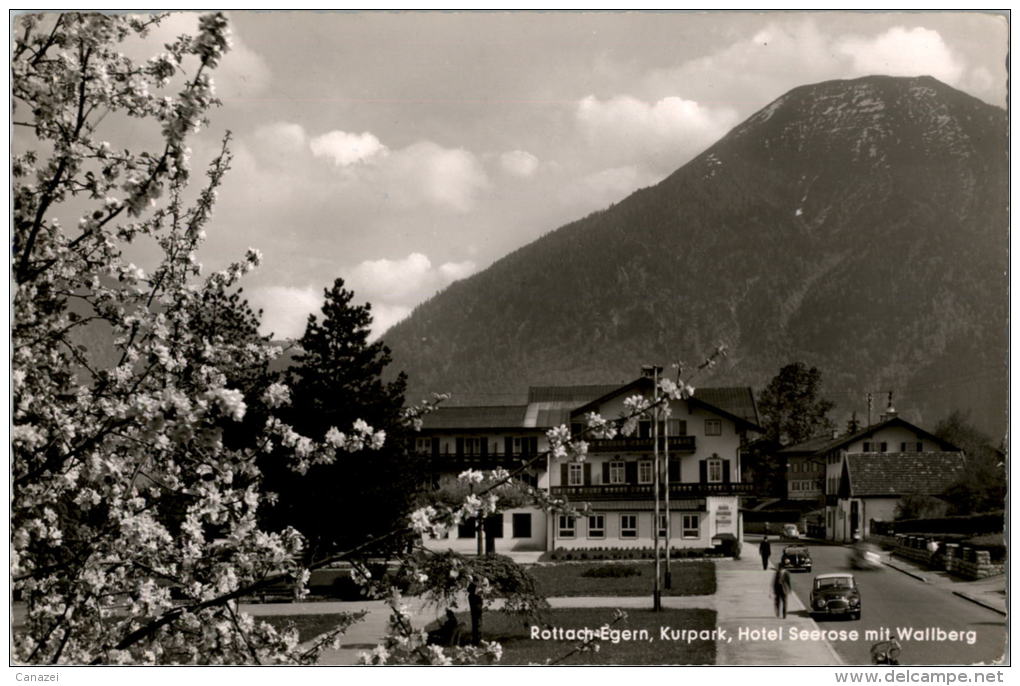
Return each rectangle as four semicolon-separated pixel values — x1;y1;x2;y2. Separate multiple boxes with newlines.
642;364;664;610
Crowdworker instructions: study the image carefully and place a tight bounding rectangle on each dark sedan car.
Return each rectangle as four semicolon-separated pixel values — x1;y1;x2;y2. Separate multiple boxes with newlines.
810;573;861;620
780;544;812;572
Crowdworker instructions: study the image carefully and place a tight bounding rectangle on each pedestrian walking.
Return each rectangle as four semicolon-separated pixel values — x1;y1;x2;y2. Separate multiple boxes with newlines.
759;535;772;570
772;566;791;618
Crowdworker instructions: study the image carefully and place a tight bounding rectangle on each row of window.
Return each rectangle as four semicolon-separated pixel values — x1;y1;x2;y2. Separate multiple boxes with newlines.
790;480;822;492
455;513;533;539
568;419;723;438
789;461;821;473
565;458;726;486
825;441;926;464
556;513;701;540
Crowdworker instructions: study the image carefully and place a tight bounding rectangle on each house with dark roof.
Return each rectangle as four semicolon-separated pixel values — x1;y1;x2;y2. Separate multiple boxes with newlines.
835;452;965;541
416;378;762;553
779;405;961;542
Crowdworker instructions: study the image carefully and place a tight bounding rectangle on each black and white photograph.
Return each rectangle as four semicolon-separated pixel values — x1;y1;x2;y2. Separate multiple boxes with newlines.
9;8;1010;674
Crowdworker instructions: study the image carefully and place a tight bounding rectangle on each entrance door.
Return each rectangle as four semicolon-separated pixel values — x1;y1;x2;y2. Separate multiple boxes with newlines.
850;501;860;538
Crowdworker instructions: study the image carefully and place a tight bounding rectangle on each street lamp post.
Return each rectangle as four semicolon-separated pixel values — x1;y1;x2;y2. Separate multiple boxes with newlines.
643;364;664;611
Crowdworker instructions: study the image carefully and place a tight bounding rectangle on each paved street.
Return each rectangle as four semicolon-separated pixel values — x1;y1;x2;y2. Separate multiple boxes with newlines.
778;541;1007;665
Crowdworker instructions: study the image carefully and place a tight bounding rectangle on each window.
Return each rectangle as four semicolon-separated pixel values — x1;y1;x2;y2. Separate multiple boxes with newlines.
863;441;872;452
707;458;723;483
668;419;687;436
705;419;722;436
880;442;887;453
901;441;923;452
415;437;431;454
638;460;654;484
639;420;651;438
485;515;504;539
558;515;575;538
464;437;482;455
682;514;700;539
512;513;532;538
609;461;626;484
458;520;476;539
568;463;584;486
620;514;638;539
588;515;605;539
658;514;668;538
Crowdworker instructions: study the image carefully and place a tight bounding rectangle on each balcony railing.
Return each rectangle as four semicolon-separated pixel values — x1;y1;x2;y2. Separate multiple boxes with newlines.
586;435;696;453
417;451;538;465
550;482;755;499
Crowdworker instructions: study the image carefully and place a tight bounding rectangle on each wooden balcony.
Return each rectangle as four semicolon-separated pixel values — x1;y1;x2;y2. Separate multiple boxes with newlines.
586;435;696;453
550;482;755;499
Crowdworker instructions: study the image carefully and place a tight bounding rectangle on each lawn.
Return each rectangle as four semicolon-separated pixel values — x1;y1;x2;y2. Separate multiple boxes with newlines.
528;561;715;597
471;608;717;665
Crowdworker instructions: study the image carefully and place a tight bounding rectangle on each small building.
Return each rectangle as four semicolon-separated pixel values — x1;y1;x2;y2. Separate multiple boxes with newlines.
834;451;966;541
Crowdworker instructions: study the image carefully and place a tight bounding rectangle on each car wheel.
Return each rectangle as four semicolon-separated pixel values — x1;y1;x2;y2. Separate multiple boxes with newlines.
852;612;861;621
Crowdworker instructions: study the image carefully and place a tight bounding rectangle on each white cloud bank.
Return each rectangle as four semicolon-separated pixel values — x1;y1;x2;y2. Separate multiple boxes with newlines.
835;26;965;86
499;149;540;177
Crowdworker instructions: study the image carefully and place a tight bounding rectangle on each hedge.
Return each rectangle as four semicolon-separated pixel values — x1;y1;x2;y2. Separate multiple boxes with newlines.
539;546;727;562
877;511;1004;536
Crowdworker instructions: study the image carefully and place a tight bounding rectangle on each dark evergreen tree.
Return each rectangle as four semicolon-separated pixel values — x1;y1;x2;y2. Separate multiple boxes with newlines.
262;278;421;559
757;362;835;446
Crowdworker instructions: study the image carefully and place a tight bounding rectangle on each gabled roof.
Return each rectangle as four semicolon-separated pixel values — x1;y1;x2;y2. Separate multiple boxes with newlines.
420;405;529;430
840;452;965;498
527;385;620;404
780;415;961;455
568;377;763;431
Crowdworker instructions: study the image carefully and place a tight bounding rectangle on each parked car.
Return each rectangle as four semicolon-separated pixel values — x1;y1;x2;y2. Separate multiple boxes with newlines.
782;523;801;539
780;544;812;572
810;573;862;620
849;542;883;570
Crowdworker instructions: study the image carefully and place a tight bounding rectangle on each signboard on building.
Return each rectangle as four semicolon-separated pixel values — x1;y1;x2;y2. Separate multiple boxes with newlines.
716;503;733;528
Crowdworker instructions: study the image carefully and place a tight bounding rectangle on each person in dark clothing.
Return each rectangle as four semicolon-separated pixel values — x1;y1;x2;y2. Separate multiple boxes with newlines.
759;536;772;570
772;567;791;618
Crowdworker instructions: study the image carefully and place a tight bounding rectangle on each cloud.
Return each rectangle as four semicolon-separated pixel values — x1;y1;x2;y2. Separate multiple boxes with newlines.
381;142;490;212
310;130;388;167
575;95;738;172
247;285;323;340
499;149;540;177
835;26;965;85
344;252;477;304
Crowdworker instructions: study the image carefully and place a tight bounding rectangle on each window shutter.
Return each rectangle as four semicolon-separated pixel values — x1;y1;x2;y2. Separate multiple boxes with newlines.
723;460;731;483
583;463;591;485
625;461;638;484
480;439;488;457
602;462;610;484
505;437;513;456
880;442;887;453
431;437;439;457
529;437;538;455
699;460;707;483
668;459;680;482
455;437;464;458
560;463;568;486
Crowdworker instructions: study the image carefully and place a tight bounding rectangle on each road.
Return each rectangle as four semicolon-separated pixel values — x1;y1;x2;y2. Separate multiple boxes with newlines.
781;542;1006;665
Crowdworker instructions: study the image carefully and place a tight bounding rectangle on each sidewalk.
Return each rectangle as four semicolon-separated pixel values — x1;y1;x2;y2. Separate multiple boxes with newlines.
882;555;1006;615
713;553;843;665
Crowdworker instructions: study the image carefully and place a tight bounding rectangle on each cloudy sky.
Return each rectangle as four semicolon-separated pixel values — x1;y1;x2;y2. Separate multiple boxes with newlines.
109;10;1009;340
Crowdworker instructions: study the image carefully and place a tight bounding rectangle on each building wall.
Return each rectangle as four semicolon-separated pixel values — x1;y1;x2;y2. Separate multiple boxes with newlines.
422;506;547;553
549;496;740;550
786;455;823;499
833;497;899;542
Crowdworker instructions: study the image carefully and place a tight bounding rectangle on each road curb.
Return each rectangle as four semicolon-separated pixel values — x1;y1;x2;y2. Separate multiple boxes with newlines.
951;590;1007;616
883;559;927;583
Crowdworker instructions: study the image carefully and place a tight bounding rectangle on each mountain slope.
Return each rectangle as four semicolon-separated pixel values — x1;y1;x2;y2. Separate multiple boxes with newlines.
382;76;1008;437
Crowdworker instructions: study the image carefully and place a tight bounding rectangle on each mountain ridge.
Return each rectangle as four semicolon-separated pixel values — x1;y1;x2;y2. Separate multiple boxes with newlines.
382;75;1008;438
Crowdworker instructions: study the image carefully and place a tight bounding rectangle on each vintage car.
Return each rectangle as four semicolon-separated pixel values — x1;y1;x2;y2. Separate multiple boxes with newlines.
810;573;861;620
849;542;883;570
782;523;801;539
780;544;812;572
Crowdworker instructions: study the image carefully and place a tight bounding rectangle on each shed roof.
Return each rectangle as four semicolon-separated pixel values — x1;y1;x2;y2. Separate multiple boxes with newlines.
842;452;965;497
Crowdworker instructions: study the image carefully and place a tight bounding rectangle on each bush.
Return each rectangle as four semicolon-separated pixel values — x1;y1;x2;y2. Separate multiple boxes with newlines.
581;564;642;578
887;511;1004;535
